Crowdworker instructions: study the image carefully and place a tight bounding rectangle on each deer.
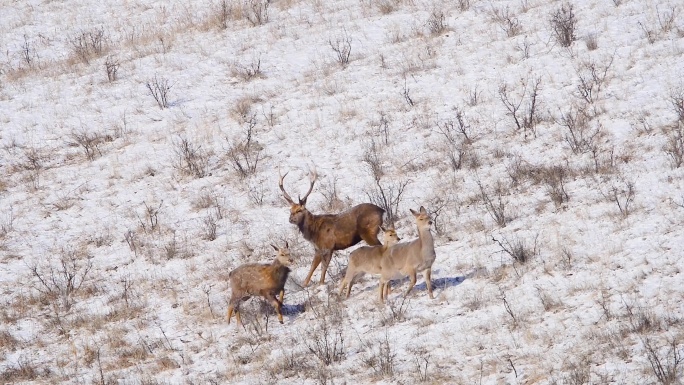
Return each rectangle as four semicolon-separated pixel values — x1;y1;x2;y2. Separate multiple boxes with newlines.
379;206;436;302
279;169;385;286
226;242;293;327
338;226;401;299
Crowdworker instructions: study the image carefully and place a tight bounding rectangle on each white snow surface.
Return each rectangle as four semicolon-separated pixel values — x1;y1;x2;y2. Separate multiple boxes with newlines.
1;0;683;384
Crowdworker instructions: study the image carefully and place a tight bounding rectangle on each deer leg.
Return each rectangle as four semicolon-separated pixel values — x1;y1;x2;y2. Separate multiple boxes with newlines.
279;289;285;304
404;270;417;298
424;269;434;299
339;279;347;297
303;251;323;286
339;267;351;297
269;294;284;324
235;309;243;328
318;250;333;285
226;303;235;324
379;280;386;302
346;276;354;299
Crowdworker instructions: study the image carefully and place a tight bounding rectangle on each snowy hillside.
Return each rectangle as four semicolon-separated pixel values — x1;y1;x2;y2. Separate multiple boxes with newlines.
1;0;683;383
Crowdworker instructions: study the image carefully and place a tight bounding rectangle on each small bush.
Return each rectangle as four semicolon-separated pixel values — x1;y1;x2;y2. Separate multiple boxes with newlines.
362;140;410;225
0;356;40;382
70;129;110;160
329;29;352;67
70;27;107;64
244;0;270;26
427;9;447;36
20;35;36;67
493;234;538;264
28;247;94;310
550;3;577;47
363;331;396;378
599;178;635;217
542;165;571;207
146;75;172;109
105;55;119;82
172;136;209;178
491;7;522;37
643;337;683;385
498;76;542;139
226;118;264;178
575;56;614;105
476;178;509;228
232;56;263;81
202;213;219;241
585;34;598;50
559;106;601;154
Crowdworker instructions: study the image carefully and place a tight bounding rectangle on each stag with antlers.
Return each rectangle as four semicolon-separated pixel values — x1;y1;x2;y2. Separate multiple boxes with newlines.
279;169;385;286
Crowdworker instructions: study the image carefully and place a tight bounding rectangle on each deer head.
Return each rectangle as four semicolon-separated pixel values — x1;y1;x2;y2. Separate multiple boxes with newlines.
271;241;293;266
409;206;433;229
380;226;401;244
279;169;317;225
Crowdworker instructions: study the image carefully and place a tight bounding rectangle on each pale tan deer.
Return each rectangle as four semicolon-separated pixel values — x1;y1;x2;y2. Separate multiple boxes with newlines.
279;169;385;286
338;227;401;298
226;242;292;326
379;206;436;302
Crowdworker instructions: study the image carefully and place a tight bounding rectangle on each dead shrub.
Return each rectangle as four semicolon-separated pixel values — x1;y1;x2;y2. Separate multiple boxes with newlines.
575;55;614;105
70;129;111;160
558;105;601;154
550;3;577;47
643;337;683;385
476;178;510;228
226;117;264;178
0;330;19;352
70;27;108;64
498;76;542;139
542;165;571;207
362;140;410;225
145;75;172;109
363;331;396;378
0;356;40;382
427;9;448;36
105;55;119;82
329;29;352;67
493;233;538;264
172;136;209;178
28;247;94;311
232;55;263;81
244;0;270;26
490;7;522;37
599;177;635;217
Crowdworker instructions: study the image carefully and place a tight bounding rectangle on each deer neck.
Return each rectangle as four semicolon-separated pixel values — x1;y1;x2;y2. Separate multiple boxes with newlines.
418;226;435;257
296;210;317;242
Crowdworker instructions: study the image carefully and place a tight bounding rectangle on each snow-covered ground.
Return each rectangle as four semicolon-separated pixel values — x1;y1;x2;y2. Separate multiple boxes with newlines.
1;0;683;383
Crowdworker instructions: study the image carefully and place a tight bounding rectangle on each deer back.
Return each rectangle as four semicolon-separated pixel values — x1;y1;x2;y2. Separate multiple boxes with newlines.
229;253;292;297
304;203;384;250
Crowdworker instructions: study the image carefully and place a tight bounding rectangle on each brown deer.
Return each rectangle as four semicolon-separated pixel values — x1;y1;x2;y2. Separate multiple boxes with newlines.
279;169;385;286
226;242;292;326
379;206;436;302
338;227;401;298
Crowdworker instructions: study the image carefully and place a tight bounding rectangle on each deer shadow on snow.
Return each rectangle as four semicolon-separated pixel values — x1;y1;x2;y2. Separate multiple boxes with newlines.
351;269;469;299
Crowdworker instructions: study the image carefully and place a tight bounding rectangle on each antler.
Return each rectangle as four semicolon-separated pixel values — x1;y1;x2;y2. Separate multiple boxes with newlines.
299;168;318;204
278;169;295;205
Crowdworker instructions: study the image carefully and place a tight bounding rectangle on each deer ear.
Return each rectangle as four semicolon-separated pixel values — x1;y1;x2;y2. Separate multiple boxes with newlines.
410;208;419;216
271;244;279;251
380;226;386;232
285;241;289;249
420;206;427;214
